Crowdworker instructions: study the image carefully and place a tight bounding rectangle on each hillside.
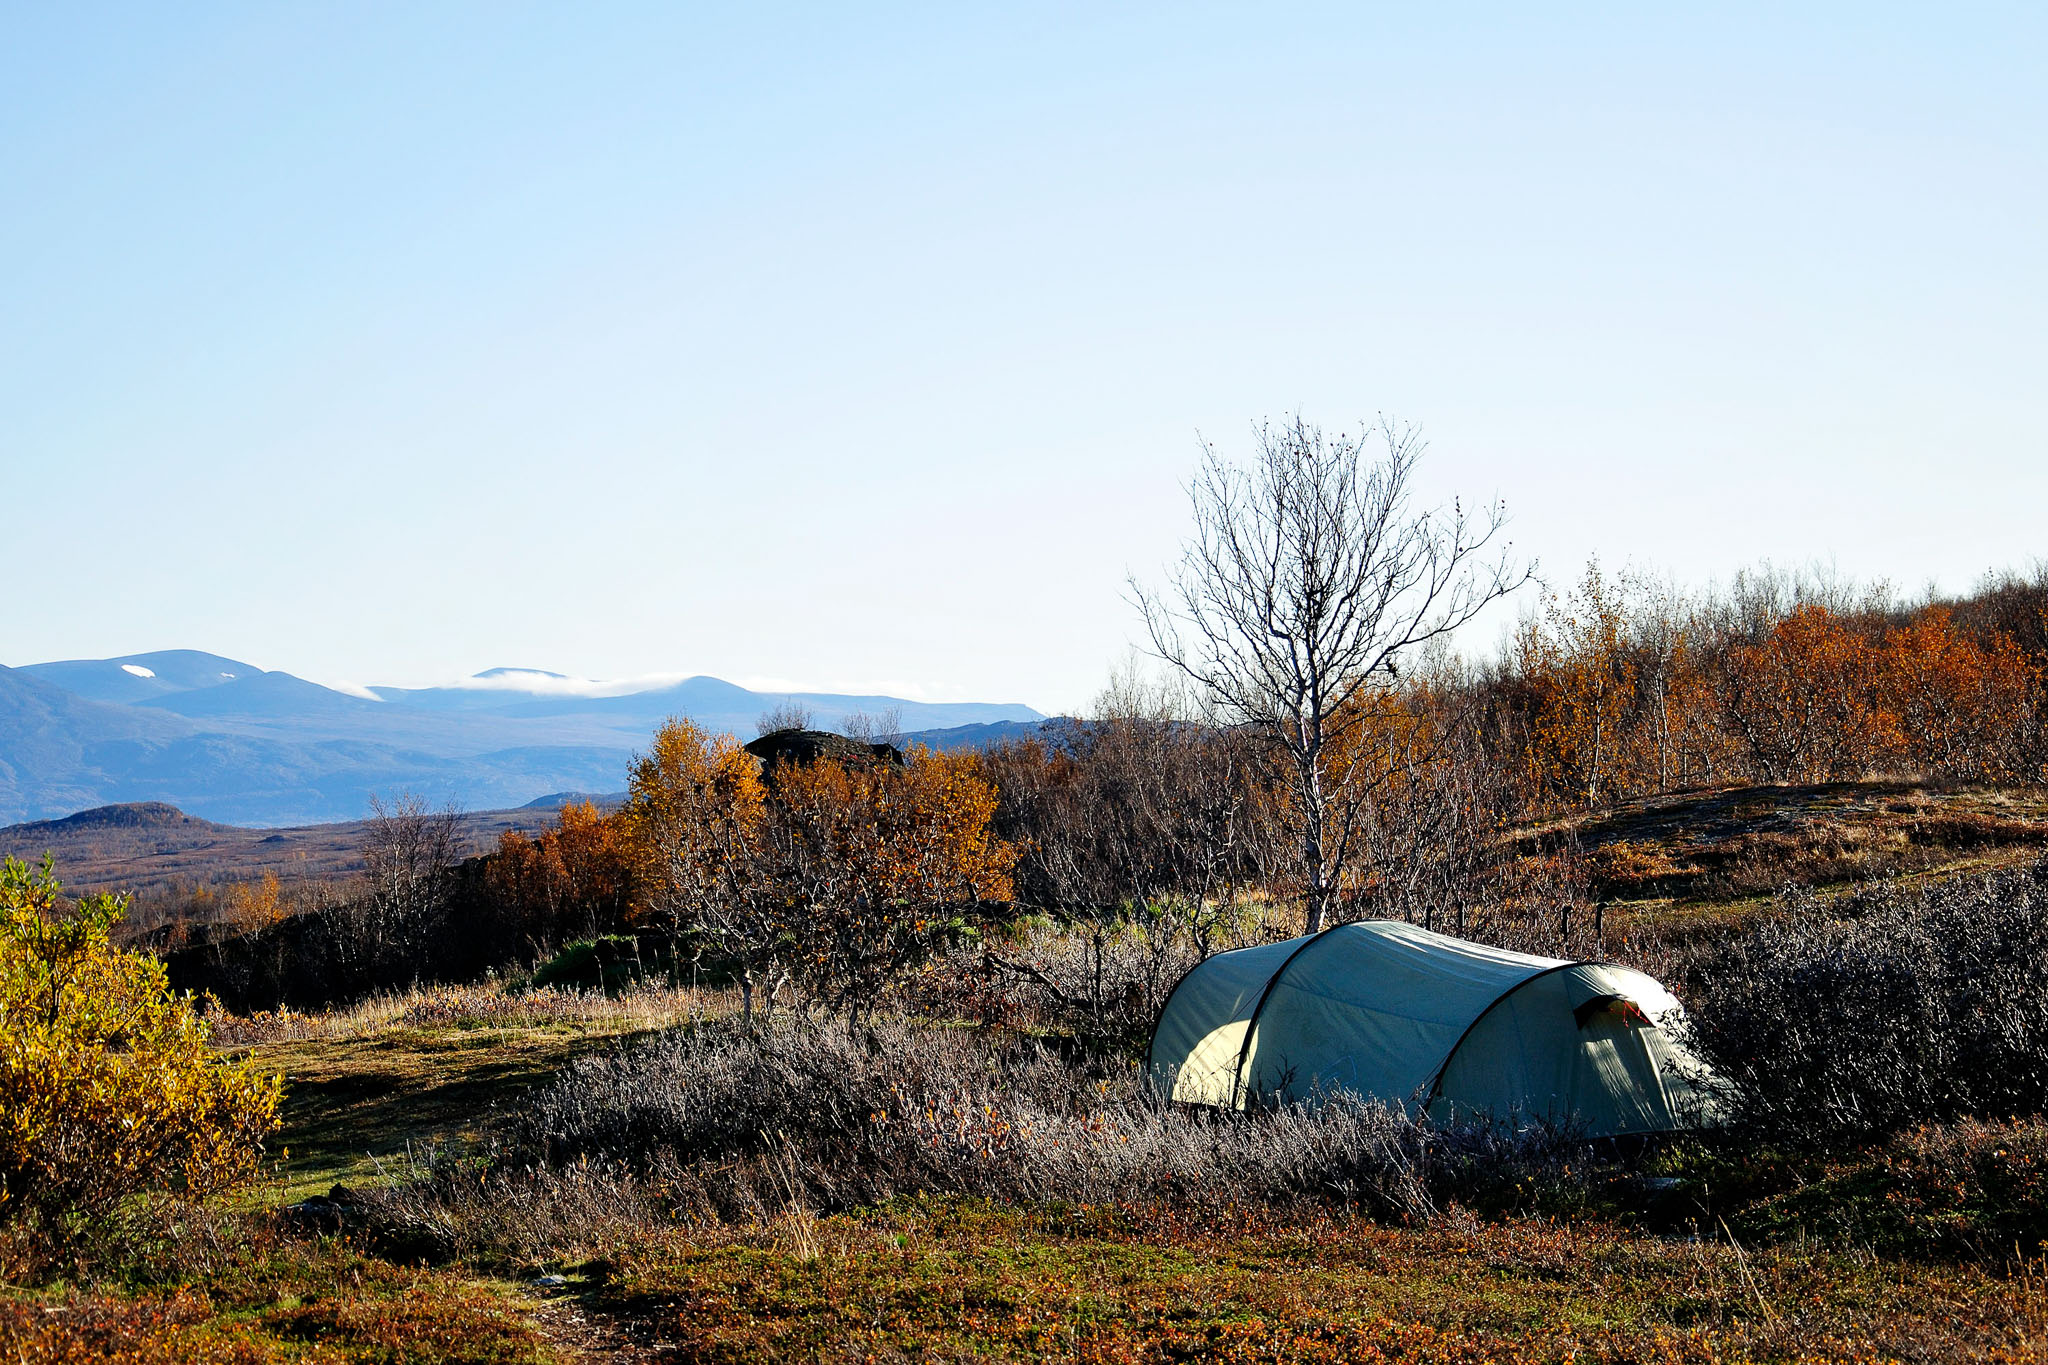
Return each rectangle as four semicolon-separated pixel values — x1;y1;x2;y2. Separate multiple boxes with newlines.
0;649;1043;825
1556;779;2048;942
0;800;556;905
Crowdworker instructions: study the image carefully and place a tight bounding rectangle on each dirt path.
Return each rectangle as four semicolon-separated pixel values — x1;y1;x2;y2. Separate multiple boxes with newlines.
521;1279;674;1364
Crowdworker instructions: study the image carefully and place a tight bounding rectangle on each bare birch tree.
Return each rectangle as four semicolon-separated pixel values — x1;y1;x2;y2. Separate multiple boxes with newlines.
343;791;462;982
838;705;905;749
1134;416;1530;932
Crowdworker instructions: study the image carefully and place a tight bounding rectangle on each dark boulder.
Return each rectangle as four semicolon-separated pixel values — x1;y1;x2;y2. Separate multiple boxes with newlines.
743;728;904;775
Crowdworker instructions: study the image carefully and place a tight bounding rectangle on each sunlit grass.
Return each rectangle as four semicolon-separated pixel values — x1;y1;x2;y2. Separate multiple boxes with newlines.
220;980;737;1202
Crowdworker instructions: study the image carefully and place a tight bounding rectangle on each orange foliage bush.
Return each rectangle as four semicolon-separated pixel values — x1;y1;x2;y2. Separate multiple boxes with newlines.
763;748;1016;1017
577;721;1022;1018
488;800;634;951
1518;563;1638;804
1511;567;2045;808
1879;607;2037;783
1721;604;1900;782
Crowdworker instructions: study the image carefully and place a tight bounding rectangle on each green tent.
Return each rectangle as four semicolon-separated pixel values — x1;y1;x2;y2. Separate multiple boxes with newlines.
1147;920;1714;1137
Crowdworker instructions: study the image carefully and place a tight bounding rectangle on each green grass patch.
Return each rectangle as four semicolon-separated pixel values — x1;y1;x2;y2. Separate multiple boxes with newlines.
246;1022;657;1202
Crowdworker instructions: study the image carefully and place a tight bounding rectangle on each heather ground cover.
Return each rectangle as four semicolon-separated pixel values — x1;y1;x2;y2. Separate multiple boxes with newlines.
587;1199;2048;1364
9;1021;2047;1363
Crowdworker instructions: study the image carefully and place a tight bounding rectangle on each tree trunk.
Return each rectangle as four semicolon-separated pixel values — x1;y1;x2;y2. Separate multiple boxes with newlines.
1300;744;1331;933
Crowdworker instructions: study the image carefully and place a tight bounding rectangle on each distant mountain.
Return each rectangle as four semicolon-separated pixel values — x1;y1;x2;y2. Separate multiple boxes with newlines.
0;653;1042;827
0;662;197;819
898;719;1054;751
22;650;264;704
519;790;626;811
367;673;1038;739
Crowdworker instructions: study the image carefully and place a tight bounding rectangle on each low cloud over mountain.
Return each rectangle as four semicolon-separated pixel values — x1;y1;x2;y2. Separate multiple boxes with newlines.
0;651;1041;826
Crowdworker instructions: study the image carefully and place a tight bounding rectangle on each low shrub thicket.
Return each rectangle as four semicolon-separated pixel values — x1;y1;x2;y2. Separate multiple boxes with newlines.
360;1015;1599;1266
1729;1118;2048;1259
527;1016;1582;1217
529;934;648;996
1682;855;2048;1145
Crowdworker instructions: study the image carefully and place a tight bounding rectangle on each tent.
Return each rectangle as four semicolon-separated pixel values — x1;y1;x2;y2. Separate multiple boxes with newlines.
1147;920;1714;1137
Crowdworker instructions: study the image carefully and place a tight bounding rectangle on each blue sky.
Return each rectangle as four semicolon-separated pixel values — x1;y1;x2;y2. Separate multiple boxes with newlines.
3;4;2043;712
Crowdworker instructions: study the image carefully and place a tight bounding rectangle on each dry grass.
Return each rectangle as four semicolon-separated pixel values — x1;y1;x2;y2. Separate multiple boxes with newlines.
208;979;733;1047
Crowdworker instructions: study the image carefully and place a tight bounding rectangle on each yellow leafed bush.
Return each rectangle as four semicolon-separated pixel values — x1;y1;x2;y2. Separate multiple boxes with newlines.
0;857;280;1275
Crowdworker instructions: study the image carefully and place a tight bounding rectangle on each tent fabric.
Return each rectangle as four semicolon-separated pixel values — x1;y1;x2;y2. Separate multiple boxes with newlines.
1147;936;1304;1108
1148;920;1712;1137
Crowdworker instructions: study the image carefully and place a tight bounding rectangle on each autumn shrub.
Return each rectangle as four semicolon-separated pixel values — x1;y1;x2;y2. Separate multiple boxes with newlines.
753;747;1017;1021
1680;855;2048;1145
1881;607;2040;783
619;719;769;1009
0;858;280;1277
485;799;634;952
1502;564;2048;812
